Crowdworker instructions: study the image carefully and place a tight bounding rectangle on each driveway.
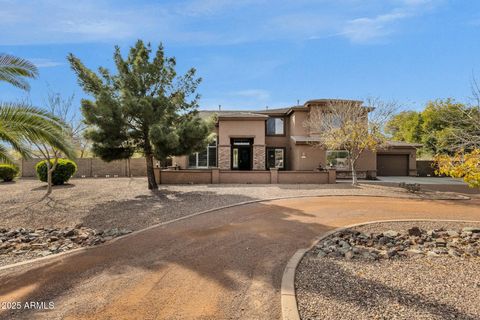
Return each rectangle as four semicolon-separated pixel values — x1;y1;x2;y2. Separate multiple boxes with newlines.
375;176;467;185
1;196;479;320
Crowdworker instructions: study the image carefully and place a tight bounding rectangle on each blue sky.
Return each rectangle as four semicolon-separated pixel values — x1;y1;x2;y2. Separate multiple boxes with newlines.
1;0;479;112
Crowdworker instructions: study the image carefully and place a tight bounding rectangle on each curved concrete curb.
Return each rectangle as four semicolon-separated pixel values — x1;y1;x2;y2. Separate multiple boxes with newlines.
0;193;472;272
280;218;480;320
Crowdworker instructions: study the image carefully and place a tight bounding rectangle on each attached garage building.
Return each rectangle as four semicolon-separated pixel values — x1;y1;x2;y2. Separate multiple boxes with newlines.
376;141;422;176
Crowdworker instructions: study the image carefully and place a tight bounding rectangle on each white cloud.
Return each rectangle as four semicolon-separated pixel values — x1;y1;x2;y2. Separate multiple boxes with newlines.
28;58;64;68
341;0;440;43
0;0;444;46
342;10;409;43
0;1;175;45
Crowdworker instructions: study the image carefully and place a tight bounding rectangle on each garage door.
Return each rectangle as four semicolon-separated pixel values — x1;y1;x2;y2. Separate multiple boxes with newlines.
377;154;409;176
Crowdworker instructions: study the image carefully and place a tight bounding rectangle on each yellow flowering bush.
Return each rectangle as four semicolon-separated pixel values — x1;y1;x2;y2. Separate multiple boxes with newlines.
435;149;480;188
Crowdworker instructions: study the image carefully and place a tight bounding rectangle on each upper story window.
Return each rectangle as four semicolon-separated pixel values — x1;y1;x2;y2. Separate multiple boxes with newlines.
266;117;285;135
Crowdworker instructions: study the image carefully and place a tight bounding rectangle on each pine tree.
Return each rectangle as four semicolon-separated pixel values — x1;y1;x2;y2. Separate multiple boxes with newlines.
68;40;209;189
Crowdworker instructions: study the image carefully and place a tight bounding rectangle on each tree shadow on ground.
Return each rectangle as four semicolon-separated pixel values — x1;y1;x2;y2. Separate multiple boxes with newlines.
0;201;327;319
30;183;76;191
79;189;258;231
296;256;478;320
0;198;479;319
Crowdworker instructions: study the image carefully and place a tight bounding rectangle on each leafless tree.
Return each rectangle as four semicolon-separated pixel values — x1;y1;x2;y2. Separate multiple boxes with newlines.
33;92;80;194
304;98;397;185
45;92;90;157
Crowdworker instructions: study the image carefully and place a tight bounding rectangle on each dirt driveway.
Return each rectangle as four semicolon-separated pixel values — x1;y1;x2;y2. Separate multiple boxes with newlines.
0;196;479;320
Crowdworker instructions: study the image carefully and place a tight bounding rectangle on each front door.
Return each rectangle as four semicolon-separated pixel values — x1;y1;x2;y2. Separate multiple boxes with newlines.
238;146;251;170
231;138;253;170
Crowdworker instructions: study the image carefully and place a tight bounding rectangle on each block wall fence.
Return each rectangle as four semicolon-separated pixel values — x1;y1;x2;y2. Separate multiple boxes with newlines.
17;158;147;178
154;168;336;185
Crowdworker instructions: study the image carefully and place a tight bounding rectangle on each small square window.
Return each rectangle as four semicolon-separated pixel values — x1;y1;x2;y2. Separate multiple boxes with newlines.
266;117;284;135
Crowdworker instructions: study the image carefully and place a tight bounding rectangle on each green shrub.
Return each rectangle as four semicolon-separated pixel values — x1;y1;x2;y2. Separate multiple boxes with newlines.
35;159;77;185
0;164;19;182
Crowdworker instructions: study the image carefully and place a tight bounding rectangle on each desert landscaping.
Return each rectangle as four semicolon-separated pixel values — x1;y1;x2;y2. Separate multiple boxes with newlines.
1;2;480;318
2;177;474;267
296;221;480;320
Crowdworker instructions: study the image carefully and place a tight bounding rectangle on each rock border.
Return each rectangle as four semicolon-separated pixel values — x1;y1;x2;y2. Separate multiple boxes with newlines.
280;219;480;320
0;194;472;272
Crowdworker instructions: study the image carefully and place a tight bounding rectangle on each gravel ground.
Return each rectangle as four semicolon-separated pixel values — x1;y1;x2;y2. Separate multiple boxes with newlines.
0;178;473;267
1;178;465;232
296;221;480;320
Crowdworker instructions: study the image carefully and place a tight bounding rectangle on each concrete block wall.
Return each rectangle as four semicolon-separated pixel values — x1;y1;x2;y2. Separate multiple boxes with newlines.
18;158;147;178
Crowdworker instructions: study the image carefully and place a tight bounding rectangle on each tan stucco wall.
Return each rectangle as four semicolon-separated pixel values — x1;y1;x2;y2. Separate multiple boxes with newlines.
289;145;326;171
154;168;334;184
278;171;329;184
218;120;265;145
265;136;289;148
171;155;189;169
289;111;309;136
219;170;271;184
160;170;212;184
355;150;376;172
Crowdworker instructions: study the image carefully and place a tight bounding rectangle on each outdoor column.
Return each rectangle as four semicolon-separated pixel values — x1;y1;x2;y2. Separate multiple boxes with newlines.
327;169;336;184
252;145;266;170
211;168;220;184
270;168;278;184
218;145;231;170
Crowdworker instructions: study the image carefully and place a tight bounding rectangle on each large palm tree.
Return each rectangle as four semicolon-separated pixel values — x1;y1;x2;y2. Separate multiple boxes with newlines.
0;103;75;163
0;53;38;91
0;53;74;163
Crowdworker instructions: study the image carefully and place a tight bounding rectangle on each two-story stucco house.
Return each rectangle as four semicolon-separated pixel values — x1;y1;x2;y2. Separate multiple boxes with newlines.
170;99;420;180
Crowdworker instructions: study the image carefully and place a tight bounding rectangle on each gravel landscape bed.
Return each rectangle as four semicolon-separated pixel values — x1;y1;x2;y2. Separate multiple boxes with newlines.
296;221;480;320
0;178;474;267
0;226;131;267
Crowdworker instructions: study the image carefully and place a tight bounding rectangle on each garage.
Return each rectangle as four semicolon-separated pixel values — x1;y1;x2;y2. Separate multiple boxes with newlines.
377;154;409;176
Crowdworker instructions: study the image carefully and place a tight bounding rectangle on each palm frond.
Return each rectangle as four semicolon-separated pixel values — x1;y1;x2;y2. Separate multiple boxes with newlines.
0;143;15;164
0;102;76;160
0;54;39;91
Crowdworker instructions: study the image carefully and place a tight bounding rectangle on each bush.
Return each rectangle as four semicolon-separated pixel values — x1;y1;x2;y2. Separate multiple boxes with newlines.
35;159;77;185
399;182;421;193
0;164;19;182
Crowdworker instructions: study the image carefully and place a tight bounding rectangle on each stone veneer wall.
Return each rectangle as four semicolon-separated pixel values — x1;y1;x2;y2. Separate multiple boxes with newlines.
218;145;231;170
252;145;266;170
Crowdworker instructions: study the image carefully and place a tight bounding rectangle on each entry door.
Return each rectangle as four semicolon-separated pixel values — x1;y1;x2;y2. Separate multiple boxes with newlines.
232;146;252;170
231;138;253;170
238;147;251;170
